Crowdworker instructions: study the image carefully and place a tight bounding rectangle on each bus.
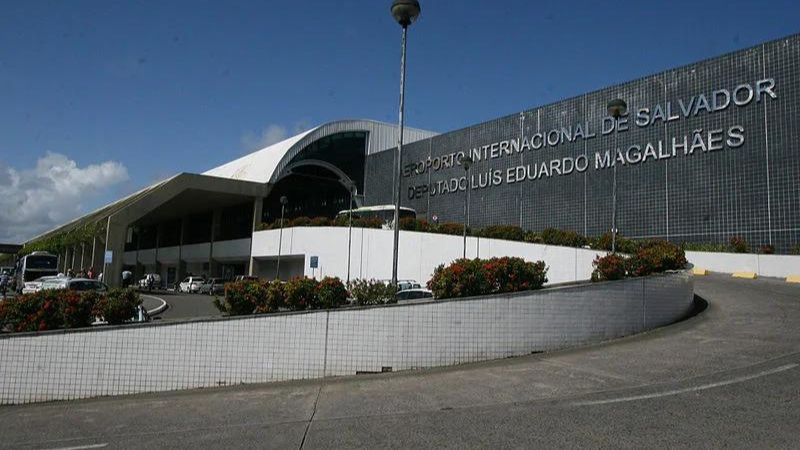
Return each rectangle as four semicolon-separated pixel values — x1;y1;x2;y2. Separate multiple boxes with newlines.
15;251;60;293
335;205;416;228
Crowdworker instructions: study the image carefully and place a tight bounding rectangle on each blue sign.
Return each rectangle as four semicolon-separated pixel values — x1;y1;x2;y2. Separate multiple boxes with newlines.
310;256;318;269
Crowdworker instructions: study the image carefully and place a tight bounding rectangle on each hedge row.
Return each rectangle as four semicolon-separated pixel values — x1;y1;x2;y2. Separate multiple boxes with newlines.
427;257;548;299
591;241;688;282
257;218;797;255
212;277;397;316
0;288;142;332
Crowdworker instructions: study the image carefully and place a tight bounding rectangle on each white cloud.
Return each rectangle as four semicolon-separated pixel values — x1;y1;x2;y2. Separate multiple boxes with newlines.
240;124;289;152
240;121;312;153
0;152;129;243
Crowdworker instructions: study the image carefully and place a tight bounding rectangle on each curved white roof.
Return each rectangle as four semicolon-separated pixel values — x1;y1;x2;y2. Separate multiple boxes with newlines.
203;127;317;183
203;119;437;184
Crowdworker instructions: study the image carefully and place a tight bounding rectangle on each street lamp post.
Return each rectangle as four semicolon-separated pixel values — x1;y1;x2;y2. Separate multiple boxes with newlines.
461;155;473;259
276;195;288;279
346;182;355;284
606;99;627;254
390;0;421;288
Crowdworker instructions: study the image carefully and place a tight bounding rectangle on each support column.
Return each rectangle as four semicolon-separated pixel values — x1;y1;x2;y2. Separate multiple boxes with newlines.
248;197;263;276
210;209;222;277
103;217;127;288
176;218;185;284
79;243;86;271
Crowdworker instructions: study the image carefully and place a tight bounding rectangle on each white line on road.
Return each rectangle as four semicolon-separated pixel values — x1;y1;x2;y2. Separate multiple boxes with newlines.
38;444;108;450
141;294;168;315
572;363;798;406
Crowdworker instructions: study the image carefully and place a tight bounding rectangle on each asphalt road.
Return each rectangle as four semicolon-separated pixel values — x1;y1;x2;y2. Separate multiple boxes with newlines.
147;291;222;321
1;274;798;449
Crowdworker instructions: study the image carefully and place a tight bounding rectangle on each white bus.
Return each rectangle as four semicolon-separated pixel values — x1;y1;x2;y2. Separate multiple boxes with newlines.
15;251;60;293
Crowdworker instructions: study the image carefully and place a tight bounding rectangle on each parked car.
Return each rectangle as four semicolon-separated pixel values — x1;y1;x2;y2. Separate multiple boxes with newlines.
40;277;109;293
395;288;434;301
22;275;64;294
198;278;226;295
138;273;161;290
234;275;259;282
178;276;205;293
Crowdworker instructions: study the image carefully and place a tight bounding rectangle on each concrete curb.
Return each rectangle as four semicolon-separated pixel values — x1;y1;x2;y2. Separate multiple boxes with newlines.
141;295;168;316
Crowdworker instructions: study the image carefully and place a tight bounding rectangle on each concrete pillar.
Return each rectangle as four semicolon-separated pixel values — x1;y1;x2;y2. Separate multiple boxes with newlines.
210;209;222;277
248;197;264;276
103;217;127;288
176;218;185;283
79;243;86;271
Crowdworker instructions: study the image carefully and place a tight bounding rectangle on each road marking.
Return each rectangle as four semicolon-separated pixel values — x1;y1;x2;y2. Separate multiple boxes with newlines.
39;444;108;450
141;294;168;315
572;363;798;406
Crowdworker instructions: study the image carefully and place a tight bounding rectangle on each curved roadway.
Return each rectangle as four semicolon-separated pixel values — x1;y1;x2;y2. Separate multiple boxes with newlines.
1;274;798;449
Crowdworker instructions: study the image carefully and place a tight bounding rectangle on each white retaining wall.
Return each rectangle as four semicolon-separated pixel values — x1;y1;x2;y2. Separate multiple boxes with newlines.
252;227;604;285
0;271;694;405
686;251;800;278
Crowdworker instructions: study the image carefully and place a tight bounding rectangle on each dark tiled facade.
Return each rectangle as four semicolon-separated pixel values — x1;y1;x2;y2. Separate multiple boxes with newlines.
364;34;800;252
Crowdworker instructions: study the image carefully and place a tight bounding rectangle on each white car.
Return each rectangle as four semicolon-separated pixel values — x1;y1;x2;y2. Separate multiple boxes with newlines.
179;276;205;293
138;273;162;289
395;288;434;302
22;275;64;294
41;278;109;293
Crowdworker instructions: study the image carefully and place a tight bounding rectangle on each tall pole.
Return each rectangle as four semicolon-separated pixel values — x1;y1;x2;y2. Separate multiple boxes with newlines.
276;200;286;280
612;130;617;254
606;98;627;254
462;157;472;259
391;24;408;288
347;184;354;284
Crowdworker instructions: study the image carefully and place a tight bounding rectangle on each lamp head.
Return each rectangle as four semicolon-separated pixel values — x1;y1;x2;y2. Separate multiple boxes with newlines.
279;196;288;205
391;0;421;27
607;98;628;119
462;155;473;171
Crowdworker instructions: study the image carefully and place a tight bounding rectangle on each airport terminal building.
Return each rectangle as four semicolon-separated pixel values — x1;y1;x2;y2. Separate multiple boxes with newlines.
25;34;800;286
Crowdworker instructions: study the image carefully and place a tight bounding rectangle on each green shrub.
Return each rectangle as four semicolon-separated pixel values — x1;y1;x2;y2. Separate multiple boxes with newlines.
93;288;141;325
541;228;587;247
792;244;800;255
680;241;729;252
627;241;687;277
347;279;396;306
317;277;348;309
289;216;312;227
427;257;548;299
591;254;628;282
310;216;331;226
353;217;383;229
478;225;525;241
523;231;544;243
284;277;319;310
729;236;749;253
399;217;430;232
591;232;640;253
432;222;465;236
253;280;285;314
214;281;264;316
759;244;775;255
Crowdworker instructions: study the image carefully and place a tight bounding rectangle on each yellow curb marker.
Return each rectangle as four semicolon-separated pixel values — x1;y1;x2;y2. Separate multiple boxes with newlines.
732;272;757;279
786;275;800;284
692;267;708;276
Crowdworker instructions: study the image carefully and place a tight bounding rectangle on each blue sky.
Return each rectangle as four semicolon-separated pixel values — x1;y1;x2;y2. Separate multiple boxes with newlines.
0;0;797;242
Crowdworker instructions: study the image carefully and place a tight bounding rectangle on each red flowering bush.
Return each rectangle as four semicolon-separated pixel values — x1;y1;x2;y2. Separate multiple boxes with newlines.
591;254;628;281
427;257;548;299
310;216;331;226
399;217;430;232
627;241;688;277
289;216;312;227
317;277;348;309
214;280;265;316
284;277;320;310
0;289;109;332
759;244;775;255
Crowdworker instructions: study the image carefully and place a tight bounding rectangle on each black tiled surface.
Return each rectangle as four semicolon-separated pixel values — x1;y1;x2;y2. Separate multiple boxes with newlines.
364;34;800;252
